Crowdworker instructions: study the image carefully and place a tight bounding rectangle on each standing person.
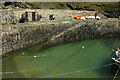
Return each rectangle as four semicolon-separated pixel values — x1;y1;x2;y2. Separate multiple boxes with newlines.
36;9;40;21
95;12;99;19
95;12;97;19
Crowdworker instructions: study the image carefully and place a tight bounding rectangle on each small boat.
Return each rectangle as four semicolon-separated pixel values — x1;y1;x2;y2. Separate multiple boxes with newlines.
111;49;120;66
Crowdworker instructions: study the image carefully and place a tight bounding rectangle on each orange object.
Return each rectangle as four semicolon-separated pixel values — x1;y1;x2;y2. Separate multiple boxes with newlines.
75;15;81;19
36;11;39;15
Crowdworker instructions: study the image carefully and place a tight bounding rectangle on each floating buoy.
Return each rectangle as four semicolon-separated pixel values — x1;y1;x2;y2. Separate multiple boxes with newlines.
117;48;119;50
82;46;84;50
33;56;37;58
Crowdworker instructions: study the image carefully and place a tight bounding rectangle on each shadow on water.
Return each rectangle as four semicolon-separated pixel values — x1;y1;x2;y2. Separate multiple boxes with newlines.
38;36;120;54
101;36;120;49
97;59;120;79
37;40;80;53
2;53;25;78
96;36;120;79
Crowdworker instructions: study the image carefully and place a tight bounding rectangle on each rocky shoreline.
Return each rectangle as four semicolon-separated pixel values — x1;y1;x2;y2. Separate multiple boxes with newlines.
2;18;120;54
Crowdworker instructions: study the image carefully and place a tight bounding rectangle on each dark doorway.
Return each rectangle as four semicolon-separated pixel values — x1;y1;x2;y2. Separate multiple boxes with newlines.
25;12;28;21
32;12;36;21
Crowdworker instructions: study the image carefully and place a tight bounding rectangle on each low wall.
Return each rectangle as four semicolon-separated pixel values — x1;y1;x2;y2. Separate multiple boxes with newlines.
2;19;120;54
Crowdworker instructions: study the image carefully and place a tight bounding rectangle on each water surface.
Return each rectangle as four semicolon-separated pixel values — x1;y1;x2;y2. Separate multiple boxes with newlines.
2;36;120;79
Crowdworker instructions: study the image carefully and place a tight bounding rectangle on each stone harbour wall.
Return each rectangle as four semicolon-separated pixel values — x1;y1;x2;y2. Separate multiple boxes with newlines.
2;21;73;54
2;19;120;54
50;19;120;44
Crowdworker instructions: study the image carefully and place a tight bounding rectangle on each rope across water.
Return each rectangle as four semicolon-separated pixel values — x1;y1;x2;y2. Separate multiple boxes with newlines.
28;63;115;80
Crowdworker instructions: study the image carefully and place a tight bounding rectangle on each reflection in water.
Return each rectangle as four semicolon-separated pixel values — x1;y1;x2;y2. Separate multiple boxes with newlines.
2;36;120;78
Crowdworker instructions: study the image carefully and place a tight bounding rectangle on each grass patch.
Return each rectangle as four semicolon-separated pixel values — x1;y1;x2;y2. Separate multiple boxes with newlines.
1;23;9;25
12;22;16;25
1;23;17;25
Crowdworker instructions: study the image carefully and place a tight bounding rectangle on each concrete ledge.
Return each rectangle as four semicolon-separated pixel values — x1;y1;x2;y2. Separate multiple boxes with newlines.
0;9;107;23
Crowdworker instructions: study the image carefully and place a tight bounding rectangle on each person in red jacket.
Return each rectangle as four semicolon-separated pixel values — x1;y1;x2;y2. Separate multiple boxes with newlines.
36;10;42;21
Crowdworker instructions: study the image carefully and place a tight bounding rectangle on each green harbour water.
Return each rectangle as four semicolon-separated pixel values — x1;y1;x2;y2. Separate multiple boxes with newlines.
2;36;120;78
